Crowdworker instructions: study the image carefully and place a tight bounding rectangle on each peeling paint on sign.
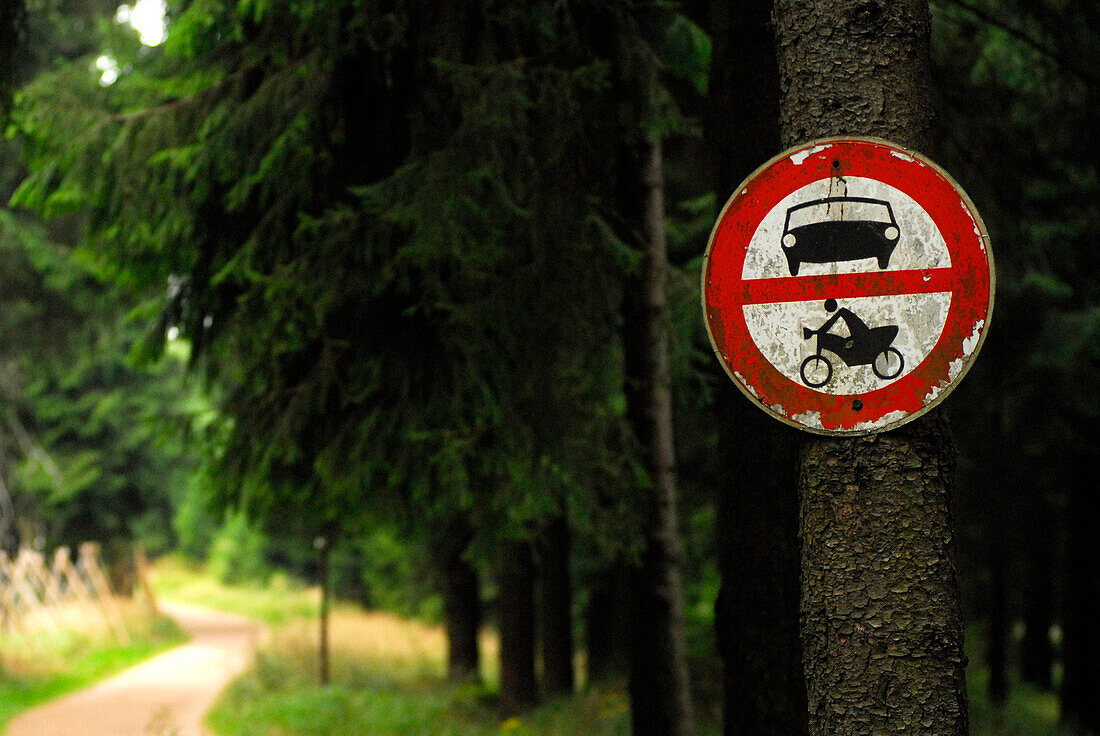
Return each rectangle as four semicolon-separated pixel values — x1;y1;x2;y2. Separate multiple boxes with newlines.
964;320;985;354
790;144;831;166
792;410;824;428
854;410;909;432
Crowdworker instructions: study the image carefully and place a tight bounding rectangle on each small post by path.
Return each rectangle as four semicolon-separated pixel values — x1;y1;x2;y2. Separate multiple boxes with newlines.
314;534;330;686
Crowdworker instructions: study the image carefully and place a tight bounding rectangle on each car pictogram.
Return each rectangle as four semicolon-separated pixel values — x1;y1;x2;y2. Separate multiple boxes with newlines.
781;196;901;276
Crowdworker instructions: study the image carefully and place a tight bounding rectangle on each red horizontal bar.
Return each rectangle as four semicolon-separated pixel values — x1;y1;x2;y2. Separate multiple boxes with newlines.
740;267;956;305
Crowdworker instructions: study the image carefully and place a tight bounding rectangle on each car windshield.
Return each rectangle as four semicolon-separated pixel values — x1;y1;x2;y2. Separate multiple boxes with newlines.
785;198;894;231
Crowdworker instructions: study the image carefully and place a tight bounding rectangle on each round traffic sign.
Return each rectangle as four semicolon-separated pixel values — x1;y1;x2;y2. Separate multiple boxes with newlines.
703;137;994;435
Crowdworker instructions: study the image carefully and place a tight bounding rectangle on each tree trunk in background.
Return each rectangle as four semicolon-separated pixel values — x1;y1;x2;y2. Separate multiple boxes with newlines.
443;555;482;682
621;132;694;736
432;517;482;681
586;560;631;683
1020;494;1054;690
498;539;539;715
988;501;1008;706
1;0;25;113
775;4;969;732
1061;452;1100;733
704;0;808;733
538;515;575;697
714;394;808;735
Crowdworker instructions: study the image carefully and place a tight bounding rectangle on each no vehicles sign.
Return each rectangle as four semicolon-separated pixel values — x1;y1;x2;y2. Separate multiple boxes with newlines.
703;138;994;435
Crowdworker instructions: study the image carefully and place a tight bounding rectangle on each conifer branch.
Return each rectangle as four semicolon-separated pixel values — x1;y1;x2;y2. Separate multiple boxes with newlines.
934;0;1099;87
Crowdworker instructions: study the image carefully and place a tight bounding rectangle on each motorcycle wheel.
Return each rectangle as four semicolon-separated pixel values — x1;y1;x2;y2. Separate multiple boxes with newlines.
872;347;904;380
800;355;832;388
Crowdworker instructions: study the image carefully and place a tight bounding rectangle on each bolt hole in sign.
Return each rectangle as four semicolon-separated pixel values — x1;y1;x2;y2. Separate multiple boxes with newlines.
702;137;994;435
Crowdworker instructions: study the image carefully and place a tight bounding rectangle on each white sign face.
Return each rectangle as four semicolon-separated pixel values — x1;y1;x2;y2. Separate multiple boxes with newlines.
702;138;994;435
742;177;952;396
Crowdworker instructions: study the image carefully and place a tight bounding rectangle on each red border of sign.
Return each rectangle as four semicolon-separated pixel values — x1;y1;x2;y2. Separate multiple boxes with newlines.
702;138;995;435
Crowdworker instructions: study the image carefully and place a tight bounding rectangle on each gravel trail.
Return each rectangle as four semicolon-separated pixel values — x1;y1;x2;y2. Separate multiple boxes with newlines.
4;601;259;736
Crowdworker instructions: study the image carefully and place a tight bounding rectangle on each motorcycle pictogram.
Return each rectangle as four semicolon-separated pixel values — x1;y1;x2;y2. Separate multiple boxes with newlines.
799;299;905;388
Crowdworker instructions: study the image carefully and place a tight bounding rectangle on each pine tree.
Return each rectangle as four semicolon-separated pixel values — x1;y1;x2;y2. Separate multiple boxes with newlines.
10;0;672;713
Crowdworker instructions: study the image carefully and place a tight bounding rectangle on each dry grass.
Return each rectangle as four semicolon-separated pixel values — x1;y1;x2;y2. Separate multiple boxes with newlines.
208;605;631;736
281;610;446;678
255;607;500;689
1;598;162;677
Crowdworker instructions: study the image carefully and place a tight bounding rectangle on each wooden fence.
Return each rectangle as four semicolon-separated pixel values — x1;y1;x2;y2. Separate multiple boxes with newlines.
0;543;130;641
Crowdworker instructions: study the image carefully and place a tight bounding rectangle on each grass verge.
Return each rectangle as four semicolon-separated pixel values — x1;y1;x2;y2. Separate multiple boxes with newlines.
206;608;630;736
149;555;319;625
167;557;1071;736
965;626;1073;736
0;605;184;730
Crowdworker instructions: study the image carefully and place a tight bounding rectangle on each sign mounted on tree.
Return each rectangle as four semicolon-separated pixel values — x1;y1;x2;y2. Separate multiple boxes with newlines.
702;137;994;435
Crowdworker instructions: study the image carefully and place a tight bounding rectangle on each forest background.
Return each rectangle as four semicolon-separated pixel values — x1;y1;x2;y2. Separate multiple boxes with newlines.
1;0;1098;734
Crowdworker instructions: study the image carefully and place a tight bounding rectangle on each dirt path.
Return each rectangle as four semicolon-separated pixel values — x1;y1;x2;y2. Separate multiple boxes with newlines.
4;601;261;736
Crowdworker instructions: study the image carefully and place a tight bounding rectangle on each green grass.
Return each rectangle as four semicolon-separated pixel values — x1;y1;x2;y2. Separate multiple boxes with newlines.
150;555;320;625
970;684;1067;736
201;596;638;736
170;557;1069;736
965;625;1074;736
0;612;184;730
209;670;633;736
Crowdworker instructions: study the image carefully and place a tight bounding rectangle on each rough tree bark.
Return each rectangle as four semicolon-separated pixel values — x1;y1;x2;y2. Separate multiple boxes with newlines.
704;0;808;733
774;1;969;733
622;132;694;736
498;538;539;715
537;515;575;697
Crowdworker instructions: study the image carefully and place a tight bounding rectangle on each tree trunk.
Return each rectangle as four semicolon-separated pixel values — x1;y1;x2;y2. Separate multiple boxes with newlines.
704;0;809;733
988;506;1007;707
1061;452;1100;733
498;538;539;716
775;2;969;732
1;0;25;113
1020;494;1054;690
586;560;631;683
432;517;482;681
538;515;575;697
622;132;694;736
985;435;1012;706
443;552;482;682
775;0;934;151
714;392;808;735
797;422;968;734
